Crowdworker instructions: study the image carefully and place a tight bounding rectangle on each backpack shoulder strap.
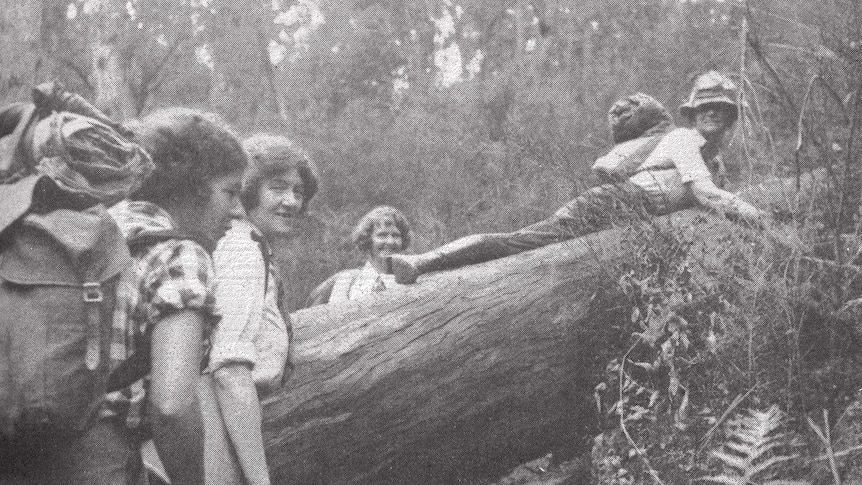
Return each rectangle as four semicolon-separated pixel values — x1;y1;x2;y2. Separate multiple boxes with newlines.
250;230;271;295
126;229;197;252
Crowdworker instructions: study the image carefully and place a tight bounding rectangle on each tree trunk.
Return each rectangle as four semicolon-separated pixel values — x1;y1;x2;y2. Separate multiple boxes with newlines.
207;2;270;121
264;223;621;485
262;174;823;484
90;6;135;121
91;42;135;120
1;1;85;105
513;0;527;69
0;1;41;103
36;0;68;83
256;29;287;121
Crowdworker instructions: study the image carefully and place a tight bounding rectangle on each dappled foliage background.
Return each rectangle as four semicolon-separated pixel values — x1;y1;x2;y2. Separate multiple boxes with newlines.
5;0;862;482
2;0;783;308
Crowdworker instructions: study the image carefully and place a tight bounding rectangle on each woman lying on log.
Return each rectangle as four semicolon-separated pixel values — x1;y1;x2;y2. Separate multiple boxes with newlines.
389;71;768;284
305;205;411;306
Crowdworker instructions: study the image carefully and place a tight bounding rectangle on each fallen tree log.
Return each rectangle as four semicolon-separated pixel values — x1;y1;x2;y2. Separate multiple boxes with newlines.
261;173;824;484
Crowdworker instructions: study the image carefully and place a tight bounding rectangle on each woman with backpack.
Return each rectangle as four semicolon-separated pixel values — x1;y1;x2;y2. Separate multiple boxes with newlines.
106;107;249;485
0;85;163;485
305;205;411;307
0;87;249;484
388;71;767;284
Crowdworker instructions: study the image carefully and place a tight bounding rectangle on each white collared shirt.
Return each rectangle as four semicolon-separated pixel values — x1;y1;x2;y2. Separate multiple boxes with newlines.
208;219;289;390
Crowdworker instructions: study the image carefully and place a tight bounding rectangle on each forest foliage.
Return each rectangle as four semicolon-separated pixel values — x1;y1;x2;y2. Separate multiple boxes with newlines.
3;0;862;482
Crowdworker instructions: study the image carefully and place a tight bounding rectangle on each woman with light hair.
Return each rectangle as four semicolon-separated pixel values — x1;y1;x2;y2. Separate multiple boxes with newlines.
203;133;318;484
305;205;411;307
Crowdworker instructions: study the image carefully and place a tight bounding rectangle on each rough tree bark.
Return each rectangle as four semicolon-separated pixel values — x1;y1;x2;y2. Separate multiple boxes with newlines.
264;224;621;485
261;174;823;485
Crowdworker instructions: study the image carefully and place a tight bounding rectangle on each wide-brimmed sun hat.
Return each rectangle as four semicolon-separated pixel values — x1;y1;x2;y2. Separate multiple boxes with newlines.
679;71;740;121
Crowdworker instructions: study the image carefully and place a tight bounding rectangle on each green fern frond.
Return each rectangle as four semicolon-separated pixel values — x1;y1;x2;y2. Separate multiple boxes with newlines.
699;405;808;485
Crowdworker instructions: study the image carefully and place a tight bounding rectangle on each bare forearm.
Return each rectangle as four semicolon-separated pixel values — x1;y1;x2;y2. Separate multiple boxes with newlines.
213;364;271;485
150;310;206;485
692;181;765;224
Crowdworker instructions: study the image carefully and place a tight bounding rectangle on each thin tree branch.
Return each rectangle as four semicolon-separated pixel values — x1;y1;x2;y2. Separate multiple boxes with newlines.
142;34;188;98
61;59;94;92
256;28;287;120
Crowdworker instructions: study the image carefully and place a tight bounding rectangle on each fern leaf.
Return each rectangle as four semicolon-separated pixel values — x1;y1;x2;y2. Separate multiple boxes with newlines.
700;405;804;485
747;454;799;477
746;439;786;461
710;450;749;470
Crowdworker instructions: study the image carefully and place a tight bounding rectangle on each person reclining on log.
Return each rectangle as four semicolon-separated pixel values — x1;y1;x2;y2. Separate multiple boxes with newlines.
305;205;411;307
389;71;768;284
199;133;318;485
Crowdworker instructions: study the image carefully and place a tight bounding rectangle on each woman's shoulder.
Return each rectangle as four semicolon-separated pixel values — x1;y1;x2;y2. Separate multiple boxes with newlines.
305;268;363;308
662;127;706;147
217;219;258;245
214;220;264;261
332;267;363;284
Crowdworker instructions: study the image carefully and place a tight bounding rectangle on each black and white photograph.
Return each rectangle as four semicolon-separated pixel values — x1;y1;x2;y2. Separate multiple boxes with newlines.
0;0;861;483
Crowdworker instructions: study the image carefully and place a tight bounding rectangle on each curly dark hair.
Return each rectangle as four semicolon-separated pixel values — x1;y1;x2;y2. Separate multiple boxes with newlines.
126;107;247;202
351;206;411;253
240;134;319;213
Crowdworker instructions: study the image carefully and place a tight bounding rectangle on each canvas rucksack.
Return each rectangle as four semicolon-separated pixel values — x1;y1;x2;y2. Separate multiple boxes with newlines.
592;93;675;182
0;83;155;461
0;202;131;447
0;202;188;480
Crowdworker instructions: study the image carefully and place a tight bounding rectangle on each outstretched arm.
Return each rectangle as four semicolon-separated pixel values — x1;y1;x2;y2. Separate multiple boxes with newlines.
689;178;767;225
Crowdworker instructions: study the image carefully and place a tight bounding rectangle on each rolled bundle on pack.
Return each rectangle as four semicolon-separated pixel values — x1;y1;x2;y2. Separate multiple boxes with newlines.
29;112;153;206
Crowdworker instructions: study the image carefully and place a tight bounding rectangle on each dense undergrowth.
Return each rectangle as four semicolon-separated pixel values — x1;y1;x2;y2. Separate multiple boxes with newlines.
264;55;862;485
586;185;862;484
225;3;862;482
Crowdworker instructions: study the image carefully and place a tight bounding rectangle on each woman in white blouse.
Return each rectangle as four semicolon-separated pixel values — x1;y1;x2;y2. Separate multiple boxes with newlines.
306;206;411;307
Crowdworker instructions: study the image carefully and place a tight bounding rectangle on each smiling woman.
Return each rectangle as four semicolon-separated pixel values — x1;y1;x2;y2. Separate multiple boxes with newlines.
241;134;319;238
175;133;322;485
249;169;306;236
305;206;412;307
